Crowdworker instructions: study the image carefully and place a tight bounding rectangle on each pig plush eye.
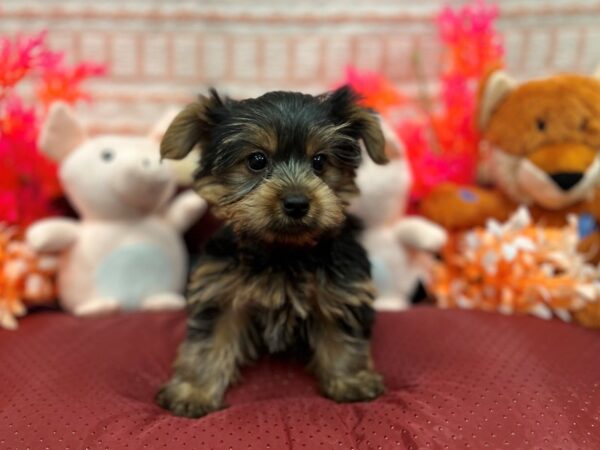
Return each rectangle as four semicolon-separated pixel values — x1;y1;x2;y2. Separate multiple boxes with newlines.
101;149;114;162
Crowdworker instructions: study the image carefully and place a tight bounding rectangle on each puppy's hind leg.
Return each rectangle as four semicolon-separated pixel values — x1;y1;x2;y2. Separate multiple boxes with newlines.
156;305;253;418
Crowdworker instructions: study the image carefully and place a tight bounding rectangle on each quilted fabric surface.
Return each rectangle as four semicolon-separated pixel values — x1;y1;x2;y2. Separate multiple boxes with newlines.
1;308;598;449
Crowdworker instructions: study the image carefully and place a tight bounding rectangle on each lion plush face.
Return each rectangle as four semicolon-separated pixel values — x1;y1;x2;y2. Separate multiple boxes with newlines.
479;71;600;210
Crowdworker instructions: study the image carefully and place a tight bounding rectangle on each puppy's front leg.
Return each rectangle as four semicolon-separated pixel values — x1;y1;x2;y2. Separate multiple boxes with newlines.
309;306;385;403
156;305;251;418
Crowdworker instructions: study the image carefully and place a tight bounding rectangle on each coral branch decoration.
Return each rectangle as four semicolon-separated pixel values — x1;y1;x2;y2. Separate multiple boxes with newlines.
0;30;105;228
342;1;503;207
401;0;504;202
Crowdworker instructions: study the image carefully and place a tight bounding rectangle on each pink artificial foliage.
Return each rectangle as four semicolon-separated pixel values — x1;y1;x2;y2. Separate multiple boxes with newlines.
0;31;104;229
0;31;61;92
338;1;504;207
400;0;504;202
37;61;105;110
437;0;503;78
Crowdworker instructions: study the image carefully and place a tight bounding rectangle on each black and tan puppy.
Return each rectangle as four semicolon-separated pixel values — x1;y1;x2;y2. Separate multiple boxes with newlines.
156;86;388;418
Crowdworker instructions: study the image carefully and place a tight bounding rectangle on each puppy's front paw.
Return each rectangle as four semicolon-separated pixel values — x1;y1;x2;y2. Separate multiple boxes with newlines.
320;370;385;403
156;380;223;418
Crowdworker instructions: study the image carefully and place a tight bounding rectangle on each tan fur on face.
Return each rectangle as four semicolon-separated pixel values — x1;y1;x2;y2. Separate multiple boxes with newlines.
197;161;346;245
237;162;344;242
219;120;278;155
306;123;354;157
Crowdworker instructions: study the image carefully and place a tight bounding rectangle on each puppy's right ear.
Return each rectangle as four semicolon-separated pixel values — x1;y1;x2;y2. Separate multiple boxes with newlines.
160;90;224;160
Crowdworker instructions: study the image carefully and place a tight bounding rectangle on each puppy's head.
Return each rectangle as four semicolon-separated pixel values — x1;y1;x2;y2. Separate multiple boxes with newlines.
161;86;387;245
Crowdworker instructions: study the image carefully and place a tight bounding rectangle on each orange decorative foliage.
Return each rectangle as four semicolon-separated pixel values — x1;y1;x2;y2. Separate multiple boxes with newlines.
0;226;58;329
430;208;600;327
342;66;406;116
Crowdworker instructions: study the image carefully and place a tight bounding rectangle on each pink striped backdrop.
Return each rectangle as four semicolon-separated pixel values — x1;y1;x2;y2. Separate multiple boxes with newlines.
2;0;599;134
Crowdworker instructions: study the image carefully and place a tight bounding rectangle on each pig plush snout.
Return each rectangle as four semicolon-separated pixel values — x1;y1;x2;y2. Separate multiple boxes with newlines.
59;136;177;220
113;154;175;212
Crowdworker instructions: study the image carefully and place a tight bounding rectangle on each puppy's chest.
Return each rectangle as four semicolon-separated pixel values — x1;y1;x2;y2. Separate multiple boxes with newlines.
237;249;324;352
238;251;319;313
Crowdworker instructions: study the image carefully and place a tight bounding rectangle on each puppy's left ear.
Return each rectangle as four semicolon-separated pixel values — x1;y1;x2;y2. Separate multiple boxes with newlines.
328;85;388;165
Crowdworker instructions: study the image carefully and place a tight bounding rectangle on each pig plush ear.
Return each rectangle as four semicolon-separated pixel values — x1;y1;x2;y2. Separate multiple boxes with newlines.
148;108;180;143
379;117;405;160
38;102;87;162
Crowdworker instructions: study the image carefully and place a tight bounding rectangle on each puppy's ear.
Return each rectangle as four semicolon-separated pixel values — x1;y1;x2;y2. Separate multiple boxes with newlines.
328;85;388;165
160;89;225;160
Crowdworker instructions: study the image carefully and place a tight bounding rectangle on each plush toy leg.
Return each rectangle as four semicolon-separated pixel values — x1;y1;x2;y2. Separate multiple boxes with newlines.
420;183;514;231
141;293;186;310
394;217;447;251
73;298;121;316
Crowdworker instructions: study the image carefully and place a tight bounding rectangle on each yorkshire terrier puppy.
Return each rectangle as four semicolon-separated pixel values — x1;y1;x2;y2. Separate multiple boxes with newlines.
156;86;388;418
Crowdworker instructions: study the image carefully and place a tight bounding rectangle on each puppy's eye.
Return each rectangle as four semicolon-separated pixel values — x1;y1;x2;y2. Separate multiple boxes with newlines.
101;149;114;162
246;151;268;172
580;118;589;131
312;154;327;173
536;118;546;132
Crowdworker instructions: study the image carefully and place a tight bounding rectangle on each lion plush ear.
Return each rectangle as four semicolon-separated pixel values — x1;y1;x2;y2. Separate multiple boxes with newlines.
160;89;225;160
477;70;517;130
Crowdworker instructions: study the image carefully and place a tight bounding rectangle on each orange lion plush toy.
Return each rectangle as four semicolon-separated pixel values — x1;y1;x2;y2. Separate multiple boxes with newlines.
421;68;600;261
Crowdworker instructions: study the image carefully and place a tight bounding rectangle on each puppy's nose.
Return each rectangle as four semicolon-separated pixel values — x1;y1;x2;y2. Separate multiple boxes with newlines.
282;194;309;219
550;172;583;191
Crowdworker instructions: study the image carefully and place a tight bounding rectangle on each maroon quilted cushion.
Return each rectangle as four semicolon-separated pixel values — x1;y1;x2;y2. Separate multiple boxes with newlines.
1;307;598;449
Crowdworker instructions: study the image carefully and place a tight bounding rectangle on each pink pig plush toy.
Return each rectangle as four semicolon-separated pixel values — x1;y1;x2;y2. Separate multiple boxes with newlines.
26;102;206;316
349;120;447;310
